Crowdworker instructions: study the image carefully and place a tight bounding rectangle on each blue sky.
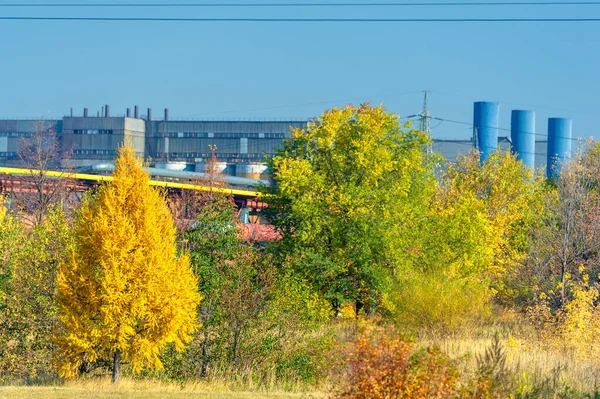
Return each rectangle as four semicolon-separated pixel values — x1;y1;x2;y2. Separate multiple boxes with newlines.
0;2;598;141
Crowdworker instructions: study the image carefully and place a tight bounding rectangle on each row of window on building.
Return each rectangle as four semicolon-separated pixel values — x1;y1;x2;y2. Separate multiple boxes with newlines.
165;132;285;139
0;131;286;139
73;149;115;155
0;132;32;137
0;151;17;157
167;152;267;160
73;129;114;135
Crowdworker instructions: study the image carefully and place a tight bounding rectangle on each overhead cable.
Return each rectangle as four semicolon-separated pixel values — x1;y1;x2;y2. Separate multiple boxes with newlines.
1;16;600;22
2;2;600;7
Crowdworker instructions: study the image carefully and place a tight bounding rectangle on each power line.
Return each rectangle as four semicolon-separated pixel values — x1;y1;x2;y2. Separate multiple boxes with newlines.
433;116;584;142
1;2;600;6
432;138;550;158
1;16;600;22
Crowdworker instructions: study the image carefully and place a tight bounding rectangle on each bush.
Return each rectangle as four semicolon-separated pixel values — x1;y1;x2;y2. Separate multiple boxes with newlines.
338;329;461;399
391;274;492;334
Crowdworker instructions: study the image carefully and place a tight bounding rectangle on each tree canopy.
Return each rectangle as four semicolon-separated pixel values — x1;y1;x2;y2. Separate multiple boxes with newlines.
56;143;201;382
264;104;437;311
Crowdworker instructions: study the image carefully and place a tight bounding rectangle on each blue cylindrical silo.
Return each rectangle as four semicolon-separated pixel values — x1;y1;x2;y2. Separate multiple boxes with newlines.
473;101;499;162
510;110;536;169
546;118;572;180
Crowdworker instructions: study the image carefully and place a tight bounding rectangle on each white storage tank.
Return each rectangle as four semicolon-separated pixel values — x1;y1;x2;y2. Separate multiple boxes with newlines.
195;161;229;175
153;162;187;172
235;163;267;180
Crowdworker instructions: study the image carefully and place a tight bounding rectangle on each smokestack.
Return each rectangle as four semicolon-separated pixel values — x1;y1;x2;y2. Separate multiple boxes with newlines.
134;105;139;119
147;108;152;121
126;108;131;118
473;101;499;163
164;108;169;121
83;108;88;117
105;104;110;117
70;107;73;117
547;118;572;180
510;110;536;170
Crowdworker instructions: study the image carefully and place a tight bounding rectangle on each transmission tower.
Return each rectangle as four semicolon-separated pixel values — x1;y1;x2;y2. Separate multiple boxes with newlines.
418;90;433;154
419;90;431;136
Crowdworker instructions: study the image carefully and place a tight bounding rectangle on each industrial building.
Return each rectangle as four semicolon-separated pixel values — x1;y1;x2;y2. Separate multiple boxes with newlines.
0;106;307;179
0;103;574;179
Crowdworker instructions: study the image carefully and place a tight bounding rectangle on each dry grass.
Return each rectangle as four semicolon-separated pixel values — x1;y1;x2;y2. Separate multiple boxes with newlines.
0;379;327;399
429;335;600;394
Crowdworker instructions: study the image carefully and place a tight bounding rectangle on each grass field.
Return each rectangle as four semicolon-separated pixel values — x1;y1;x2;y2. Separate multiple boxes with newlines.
0;379;327;399
0;387;327;399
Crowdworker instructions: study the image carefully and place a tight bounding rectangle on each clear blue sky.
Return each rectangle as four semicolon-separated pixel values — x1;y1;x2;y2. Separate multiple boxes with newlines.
0;1;598;141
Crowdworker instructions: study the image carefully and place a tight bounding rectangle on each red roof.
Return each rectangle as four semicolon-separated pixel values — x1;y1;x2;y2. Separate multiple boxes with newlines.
238;223;281;242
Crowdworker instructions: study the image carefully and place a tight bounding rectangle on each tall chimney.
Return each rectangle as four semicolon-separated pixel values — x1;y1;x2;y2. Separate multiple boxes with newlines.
83;108;88;117
126;108;131;118
105;104;110;117
547;118;572;180
510;110;535;170
70;107;73;117
147;108;152;121
473;101;499;163
134;105;139;119
164;108;169;121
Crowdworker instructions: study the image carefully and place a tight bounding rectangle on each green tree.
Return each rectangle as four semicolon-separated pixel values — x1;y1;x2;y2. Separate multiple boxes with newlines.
182;188;275;377
392;150;545;331
56;143;201;383
264;104;436;312
0;207;71;381
0;198;23;306
177;186;331;384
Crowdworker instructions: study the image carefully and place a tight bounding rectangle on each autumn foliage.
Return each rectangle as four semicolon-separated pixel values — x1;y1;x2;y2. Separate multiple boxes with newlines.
4;105;600;397
338;330;461;399
55;143;201;381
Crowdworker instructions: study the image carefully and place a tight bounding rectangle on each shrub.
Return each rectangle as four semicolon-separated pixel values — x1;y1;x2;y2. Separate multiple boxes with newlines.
338;330;461;399
391;274;492;334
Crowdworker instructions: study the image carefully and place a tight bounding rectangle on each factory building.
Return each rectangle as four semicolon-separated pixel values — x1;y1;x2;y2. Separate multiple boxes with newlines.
0;107;307;178
0;119;62;160
0;104;568;177
62;116;145;168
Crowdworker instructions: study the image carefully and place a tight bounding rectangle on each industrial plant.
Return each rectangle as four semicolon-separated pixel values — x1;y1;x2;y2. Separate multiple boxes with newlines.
0;103;574;180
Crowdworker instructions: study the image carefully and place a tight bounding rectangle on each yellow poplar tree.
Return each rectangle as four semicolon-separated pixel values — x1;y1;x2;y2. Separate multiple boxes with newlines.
56;142;201;383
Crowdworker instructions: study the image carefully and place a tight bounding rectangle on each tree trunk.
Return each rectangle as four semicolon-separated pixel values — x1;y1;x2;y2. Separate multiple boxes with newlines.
561;261;567;305
200;330;208;378
112;350;121;384
355;300;364;318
